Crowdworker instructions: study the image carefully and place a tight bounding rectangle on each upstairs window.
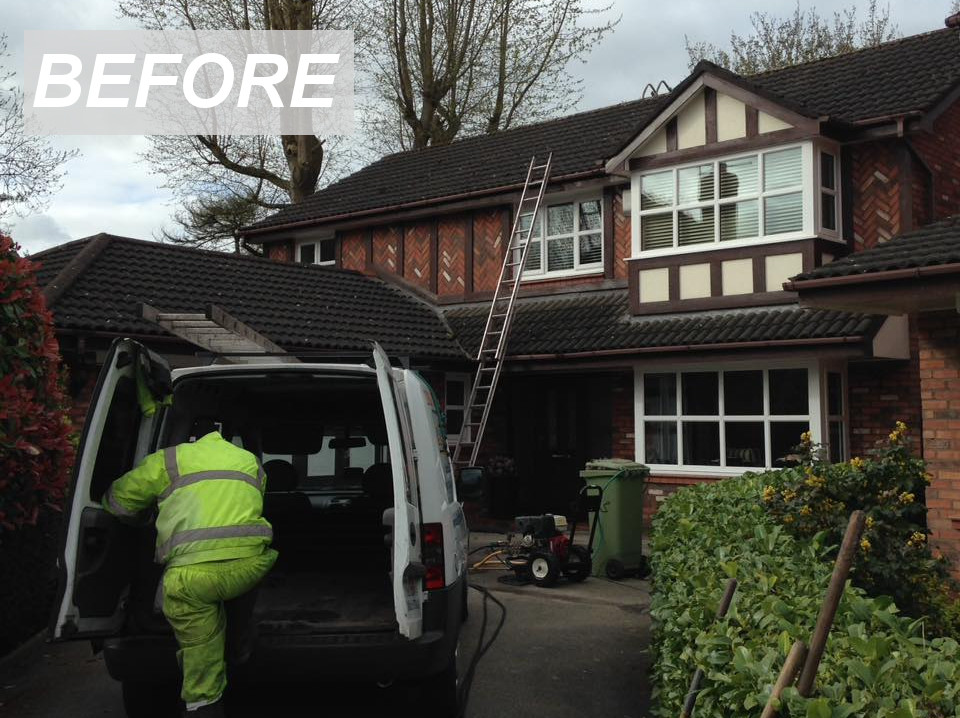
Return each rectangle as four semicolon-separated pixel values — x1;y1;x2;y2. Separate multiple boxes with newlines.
639;145;808;253
520;197;603;278
820;150;839;234
298;237;336;266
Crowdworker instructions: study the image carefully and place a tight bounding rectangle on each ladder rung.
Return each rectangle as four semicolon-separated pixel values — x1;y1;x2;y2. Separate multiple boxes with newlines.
532;163;549;170
505;261;522;267
479;367;496;372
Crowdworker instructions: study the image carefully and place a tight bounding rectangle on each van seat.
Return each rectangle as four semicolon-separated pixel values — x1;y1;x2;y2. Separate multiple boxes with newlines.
262;459;312;557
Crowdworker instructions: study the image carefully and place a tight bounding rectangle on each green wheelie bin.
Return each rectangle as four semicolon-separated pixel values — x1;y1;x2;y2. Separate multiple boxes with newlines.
580;459;650;579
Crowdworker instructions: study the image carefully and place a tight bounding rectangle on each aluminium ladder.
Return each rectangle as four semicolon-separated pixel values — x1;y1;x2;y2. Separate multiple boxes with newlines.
452;153;553;468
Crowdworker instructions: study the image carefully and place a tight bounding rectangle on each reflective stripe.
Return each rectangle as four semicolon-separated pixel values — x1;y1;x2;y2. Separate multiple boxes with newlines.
164;446;180;484
105;488;138;518
159;470;262;500
156;524;273;562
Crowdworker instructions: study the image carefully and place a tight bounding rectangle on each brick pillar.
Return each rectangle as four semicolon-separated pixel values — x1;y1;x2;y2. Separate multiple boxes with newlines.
611;371;635;460
917;310;960;570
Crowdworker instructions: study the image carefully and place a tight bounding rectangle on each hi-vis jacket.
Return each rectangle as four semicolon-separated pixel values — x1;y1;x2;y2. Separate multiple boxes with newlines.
102;432;272;567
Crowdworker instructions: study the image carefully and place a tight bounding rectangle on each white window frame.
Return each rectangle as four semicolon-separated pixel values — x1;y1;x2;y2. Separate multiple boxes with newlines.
297;236;336;266
631;142;816;258
520;194;604;281
633;358;831;477
822;364;849;464
815;141;842;240
443;373;471;448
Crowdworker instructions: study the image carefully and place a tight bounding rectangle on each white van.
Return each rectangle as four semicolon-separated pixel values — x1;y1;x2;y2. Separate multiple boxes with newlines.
51;339;469;717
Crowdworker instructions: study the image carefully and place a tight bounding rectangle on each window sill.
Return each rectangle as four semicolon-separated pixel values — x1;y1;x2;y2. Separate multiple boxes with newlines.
643;465;770;478
636;232;812;259
521;268;604;283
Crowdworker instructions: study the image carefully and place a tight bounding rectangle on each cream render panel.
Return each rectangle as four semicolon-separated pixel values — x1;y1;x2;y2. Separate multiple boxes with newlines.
758;111;792;134
721;258;754;295
679;263;711;299
639;267;670;303
765;253;804;292
677;92;706;150
637;128;667;157
716;93;747;142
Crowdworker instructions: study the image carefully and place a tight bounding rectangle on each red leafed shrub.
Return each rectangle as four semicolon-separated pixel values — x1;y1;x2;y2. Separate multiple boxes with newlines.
0;233;75;534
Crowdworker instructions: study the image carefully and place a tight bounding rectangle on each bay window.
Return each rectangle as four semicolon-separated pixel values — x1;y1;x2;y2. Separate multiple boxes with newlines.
637;143;835;254
637;363;843;472
520;197;604;277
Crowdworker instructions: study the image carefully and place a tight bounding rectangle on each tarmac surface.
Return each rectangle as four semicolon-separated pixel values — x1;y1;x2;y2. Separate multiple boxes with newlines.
0;532;652;717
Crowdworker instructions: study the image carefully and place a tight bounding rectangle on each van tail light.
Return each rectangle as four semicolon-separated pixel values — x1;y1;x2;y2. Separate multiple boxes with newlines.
422;523;445;590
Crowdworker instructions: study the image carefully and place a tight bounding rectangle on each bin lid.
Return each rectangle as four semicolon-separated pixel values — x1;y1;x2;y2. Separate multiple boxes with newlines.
580;458;649;478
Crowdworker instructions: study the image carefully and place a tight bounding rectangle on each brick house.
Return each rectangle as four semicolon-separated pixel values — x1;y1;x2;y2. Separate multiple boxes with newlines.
32;19;960;560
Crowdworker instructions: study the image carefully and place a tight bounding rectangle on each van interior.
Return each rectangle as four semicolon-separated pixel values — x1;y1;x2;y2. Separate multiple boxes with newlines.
89;371;399;638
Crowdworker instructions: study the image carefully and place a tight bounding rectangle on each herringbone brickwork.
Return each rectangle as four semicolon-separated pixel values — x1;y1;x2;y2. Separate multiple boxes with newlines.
373;226;401;272
266;241;293;262
612;190;631;280
911;101;960;222
473;209;506;293
851;141;902;250
438;218;466;296
404;222;432;290
340;230;367;272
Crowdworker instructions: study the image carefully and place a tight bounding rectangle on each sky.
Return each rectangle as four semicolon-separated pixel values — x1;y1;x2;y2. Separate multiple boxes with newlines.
3;0;954;254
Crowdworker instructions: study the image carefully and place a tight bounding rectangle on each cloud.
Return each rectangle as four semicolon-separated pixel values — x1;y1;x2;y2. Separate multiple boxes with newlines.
7;213;74;254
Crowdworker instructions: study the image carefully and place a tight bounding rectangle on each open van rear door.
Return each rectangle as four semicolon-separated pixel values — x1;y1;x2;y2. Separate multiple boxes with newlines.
51;338;171;639
372;343;424;640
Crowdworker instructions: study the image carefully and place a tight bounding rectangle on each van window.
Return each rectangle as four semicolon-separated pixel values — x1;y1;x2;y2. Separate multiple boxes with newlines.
91;376;142;501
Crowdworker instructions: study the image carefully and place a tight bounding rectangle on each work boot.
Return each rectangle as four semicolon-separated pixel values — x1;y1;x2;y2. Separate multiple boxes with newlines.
184;700;225;718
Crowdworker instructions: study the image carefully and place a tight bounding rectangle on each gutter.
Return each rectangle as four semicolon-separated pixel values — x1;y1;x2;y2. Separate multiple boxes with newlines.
784;261;960;292
239;168;604;238
502;335;868;362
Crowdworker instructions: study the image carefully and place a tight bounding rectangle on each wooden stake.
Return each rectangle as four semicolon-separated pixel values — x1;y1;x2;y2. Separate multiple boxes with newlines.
796;510;866;697
760;640;807;718
679;578;738;718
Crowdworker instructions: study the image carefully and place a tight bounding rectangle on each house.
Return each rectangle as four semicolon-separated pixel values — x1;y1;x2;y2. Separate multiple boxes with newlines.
32;17;960;563
235;16;960;554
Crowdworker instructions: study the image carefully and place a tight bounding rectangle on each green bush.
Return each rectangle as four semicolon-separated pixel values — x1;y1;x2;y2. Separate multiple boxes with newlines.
650;474;960;717
761;425;960;639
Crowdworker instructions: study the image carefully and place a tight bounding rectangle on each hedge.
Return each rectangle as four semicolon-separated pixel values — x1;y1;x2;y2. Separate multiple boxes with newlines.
649;474;960;717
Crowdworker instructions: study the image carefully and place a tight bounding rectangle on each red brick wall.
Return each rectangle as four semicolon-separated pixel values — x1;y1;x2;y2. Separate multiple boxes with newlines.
438;218;466;296
910;100;960;222
265;240;294;262
403;222;432;290
850;141;904;250
916;310;960;568
612;189;631;280
847;319;923;458
340;230;367;273
611;371;634;459
472;209;507;293
372;226;401;273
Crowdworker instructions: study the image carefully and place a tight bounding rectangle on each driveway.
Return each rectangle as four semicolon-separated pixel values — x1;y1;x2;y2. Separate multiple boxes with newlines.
0;533;651;717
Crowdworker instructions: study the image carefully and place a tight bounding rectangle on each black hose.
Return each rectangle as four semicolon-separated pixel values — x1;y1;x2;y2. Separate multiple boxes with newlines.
456;583;507;718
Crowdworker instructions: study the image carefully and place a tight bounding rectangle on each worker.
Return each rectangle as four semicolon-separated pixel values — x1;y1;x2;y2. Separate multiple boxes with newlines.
102;418;277;717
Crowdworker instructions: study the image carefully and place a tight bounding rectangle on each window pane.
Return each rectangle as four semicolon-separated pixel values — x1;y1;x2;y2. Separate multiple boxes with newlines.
641;171;674;210
827;372;843;416
518;211;542;237
319;238;336;263
829;420;845;463
547;237;574;271
644;373;676;415
764;192;803;235
682;372;719;415
821;192;837;231
725;422;765;467
764;147;802;191
642;212;674;250
299;243;315;264
769;369;809;415
820;152;836;190
579;233;602;265
720;156;758;198
720;200;759;241
678;206;715;245
679;164;715;204
771;421;809;467
683;422;720;466
523;238;542;272
446;409;464;435
645;422;677;464
446;379;465;406
547;203;574;236
724;371;763;415
579;200;602;231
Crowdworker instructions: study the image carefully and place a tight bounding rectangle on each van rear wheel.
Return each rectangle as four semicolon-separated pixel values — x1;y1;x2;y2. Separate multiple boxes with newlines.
121;680;180;718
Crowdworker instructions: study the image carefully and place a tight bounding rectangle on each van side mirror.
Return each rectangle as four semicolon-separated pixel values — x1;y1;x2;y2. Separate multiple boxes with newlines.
456;466;486;503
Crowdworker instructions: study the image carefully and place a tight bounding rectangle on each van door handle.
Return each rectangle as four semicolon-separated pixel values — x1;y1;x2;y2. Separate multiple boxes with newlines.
404;563;427;581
